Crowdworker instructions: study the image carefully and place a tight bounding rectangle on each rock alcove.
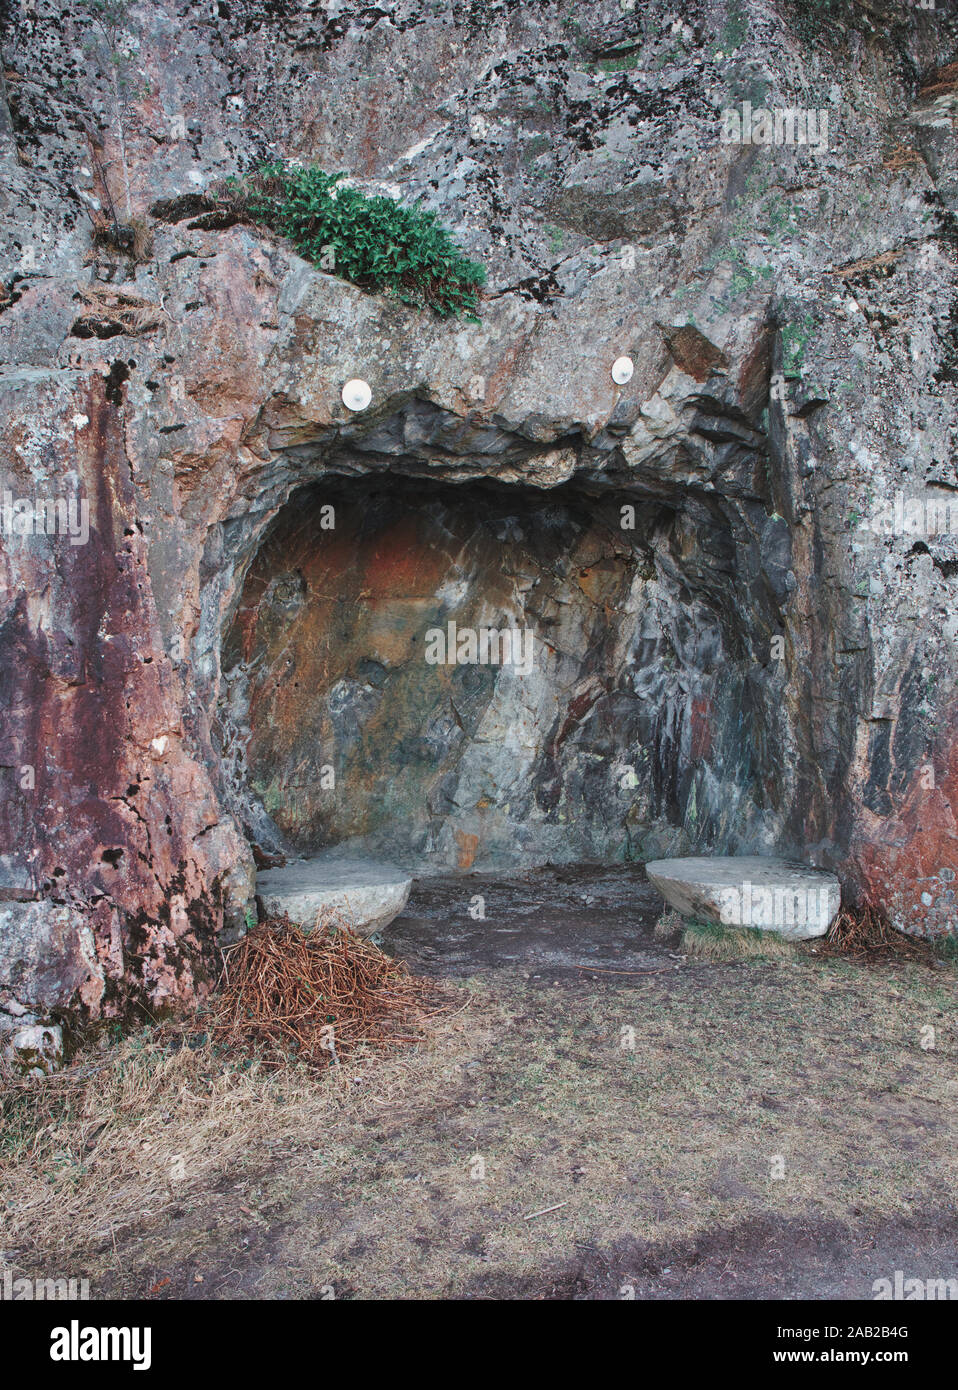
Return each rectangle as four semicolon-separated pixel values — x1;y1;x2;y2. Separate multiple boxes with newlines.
2;0;957;1032
211;447;798;879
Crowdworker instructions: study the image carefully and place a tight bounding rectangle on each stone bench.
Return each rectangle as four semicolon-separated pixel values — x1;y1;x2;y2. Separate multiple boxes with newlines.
256;853;412;937
645;855;841;940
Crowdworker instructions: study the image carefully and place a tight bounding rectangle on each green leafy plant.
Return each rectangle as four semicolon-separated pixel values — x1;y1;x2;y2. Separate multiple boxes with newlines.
223;162;486;320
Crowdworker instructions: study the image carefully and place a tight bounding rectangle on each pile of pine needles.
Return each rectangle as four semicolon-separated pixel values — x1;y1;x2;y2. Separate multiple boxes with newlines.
209;916;445;1069
815;903;937;964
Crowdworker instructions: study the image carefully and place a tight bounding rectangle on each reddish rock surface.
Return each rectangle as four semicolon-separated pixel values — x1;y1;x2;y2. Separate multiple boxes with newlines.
1;1;956;1025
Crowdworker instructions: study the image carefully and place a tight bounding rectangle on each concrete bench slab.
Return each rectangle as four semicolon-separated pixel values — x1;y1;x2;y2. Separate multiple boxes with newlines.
256;853;412;937
645;855;840;940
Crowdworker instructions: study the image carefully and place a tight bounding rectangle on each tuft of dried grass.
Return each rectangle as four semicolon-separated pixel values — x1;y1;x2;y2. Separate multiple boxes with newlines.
883;144;923;172
89;214;154;263
71;284;167;339
0;1028;324;1264
206;169;286;221
209;916;446;1070
814;904;937;964
653;908;685;940
680;918;797;962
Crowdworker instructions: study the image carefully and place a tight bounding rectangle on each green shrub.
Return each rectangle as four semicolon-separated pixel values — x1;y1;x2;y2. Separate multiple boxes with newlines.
224;162;485;320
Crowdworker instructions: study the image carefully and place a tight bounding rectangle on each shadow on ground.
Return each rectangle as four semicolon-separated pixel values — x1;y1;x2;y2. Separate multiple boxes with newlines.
384;865;681;981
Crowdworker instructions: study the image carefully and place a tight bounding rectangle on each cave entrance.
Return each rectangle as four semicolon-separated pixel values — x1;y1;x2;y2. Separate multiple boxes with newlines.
217;468;767;876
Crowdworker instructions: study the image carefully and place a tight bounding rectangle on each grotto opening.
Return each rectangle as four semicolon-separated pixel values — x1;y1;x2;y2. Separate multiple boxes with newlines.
214;466;798;880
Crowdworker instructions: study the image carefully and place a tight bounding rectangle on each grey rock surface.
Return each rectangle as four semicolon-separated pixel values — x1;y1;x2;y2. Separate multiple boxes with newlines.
646;856;842;939
256;855;413;936
2;1021;64;1076
0;901;100;1016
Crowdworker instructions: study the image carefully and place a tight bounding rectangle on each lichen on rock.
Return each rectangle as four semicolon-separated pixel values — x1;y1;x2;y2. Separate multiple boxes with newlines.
0;0;956;1027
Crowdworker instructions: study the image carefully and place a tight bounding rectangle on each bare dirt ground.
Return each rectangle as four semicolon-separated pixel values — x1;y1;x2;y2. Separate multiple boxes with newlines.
2;868;956;1300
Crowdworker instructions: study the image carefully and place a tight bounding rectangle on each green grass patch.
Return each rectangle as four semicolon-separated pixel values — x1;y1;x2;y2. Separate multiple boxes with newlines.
681;917;798;961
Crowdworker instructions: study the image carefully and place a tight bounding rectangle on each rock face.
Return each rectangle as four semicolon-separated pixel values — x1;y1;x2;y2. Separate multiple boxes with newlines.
222;474;736;870
645;856;841;939
0;1;956;1023
2;1020;64;1077
256;855;413;937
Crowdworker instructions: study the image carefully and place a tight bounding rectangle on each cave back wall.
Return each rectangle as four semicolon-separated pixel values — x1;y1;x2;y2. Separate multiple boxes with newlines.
1;0;957;1025
218;472;789;872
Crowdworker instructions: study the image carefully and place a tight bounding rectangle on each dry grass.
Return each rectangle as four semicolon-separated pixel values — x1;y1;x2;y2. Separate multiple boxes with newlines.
89;213;154;263
210;917;446;1068
1;921;455;1270
827;249;904;281
653;908;797;960
653;908;684;939
657;902;935;967
816;904;938;965
71;284;167;339
882;144;923;172
2;943;955;1299
680;919;798;962
920;62;958;100
1;1032;317;1258
0;995;477;1275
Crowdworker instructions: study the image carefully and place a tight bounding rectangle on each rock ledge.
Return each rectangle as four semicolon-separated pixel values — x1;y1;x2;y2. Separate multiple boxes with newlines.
645;856;841;940
256;855;413;937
